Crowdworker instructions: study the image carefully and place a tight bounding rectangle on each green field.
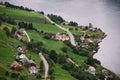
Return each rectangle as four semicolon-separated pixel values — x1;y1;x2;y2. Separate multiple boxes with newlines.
33;23;65;33
0;6;44;18
53;64;76;80
27;30;66;54
0;26;42;80
61;25;84;35
0;5;106;80
0;6;79;80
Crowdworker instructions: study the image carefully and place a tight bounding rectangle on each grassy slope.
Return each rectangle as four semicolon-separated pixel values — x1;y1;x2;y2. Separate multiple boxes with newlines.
53;64;76;80
33;23;65;34
0;24;41;80
27;30;66;54
0;6;44;18
0;6;77;80
61;25;104;39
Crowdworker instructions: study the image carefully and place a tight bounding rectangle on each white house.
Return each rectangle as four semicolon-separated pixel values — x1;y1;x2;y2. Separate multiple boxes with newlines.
29;60;38;74
55;33;69;41
14;28;25;40
16;53;28;63
16;46;23;52
87;66;96;75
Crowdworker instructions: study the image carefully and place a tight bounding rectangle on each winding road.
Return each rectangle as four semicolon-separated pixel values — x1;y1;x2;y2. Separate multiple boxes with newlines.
24;30;49;79
44;14;77;46
23;29;31;42
39;52;49;79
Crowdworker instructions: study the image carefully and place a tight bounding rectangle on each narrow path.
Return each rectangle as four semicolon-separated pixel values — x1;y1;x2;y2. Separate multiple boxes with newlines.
39;52;49;79
67;58;79;67
23;29;31;42
23;28;49;79
44;14;76;46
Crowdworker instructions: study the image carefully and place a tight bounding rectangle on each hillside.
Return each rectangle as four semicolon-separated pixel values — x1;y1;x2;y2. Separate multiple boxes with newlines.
0;2;120;80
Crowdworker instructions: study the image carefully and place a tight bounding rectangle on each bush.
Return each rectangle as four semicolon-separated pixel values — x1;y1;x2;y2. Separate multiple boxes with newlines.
11;73;20;78
86;57;101;66
19;75;28;80
36;74;41;79
0;76;7;80
5;71;9;76
61;47;68;53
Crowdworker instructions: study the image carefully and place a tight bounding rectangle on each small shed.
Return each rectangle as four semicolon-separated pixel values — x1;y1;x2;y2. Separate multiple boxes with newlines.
11;61;22;71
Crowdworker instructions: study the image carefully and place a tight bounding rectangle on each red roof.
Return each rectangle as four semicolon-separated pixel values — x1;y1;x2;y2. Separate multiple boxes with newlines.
30;63;36;67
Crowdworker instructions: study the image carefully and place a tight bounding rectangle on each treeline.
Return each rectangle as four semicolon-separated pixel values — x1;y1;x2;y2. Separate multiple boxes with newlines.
0;13;16;25
47;14;79;27
68;21;78;26
1;2;34;12
18;22;34;30
3;26;16;37
48;14;64;24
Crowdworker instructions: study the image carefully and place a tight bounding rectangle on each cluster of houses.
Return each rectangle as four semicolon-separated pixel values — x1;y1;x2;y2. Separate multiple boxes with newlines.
10;45;38;75
79;33;93;48
51;33;69;41
14;28;25;40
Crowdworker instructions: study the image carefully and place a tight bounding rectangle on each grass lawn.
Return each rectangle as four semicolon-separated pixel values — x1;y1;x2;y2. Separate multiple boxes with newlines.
33;23;65;34
68;51;87;68
61;25;84;35
27;30;67;54
53;64;76;80
0;6;44;18
0;6;50;23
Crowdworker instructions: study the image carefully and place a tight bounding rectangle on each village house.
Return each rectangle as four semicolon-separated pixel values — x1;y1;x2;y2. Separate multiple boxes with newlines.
11;61;22;71
80;32;91;42
16;45;23;52
86;38;94;43
80;42;88;48
80;35;85;42
16;52;28;63
62;21;69;25
55;33;69;41
89;27;97;32
29;60;38;74
86;66;96;75
14;28;25;40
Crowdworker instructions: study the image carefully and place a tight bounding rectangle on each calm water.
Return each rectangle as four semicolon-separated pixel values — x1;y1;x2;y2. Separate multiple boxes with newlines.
1;0;120;75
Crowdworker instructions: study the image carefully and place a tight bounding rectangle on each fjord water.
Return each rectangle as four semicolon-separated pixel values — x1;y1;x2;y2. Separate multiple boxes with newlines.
1;0;120;75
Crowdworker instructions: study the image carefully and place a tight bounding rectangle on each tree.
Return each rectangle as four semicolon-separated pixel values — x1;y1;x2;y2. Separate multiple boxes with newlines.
36;74;42;79
75;28;78;31
48;14;64;24
11;73;20;78
86;57;101;66
96;73;105;80
11;27;16;36
0;19;2;26
69;21;78;26
28;23;33;29
7;17;16;25
0;76;7;80
57;54;66;64
3;27;10;37
61;47;68;53
49;50;58;62
40;61;44;73
19;75;28;80
5;71;9;76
